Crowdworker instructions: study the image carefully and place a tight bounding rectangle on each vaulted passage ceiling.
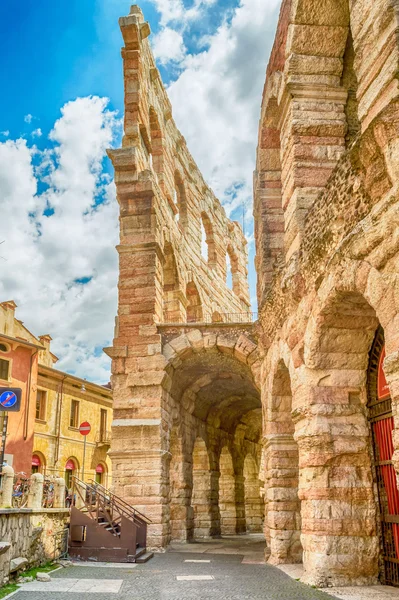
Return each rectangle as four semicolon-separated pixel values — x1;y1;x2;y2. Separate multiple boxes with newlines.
169;348;260;436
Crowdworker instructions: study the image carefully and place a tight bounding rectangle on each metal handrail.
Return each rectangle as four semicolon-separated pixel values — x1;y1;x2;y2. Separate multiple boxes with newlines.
95;430;112;444
162;311;258;325
90;480;152;524
71;477;152;533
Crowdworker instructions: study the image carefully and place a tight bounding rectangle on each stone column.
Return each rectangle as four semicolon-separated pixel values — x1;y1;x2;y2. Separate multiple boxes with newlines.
265;435;302;565
296;384;379;587
53;477;66;509
28;473;44;509
0;465;14;508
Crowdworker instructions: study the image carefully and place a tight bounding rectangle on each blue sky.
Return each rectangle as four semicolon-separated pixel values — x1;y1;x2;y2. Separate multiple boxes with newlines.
0;0;281;382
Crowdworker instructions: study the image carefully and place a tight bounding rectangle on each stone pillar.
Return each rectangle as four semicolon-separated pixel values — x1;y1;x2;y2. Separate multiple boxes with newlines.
219;449;237;535
254;124;284;303
279;85;347;261
265;435;302;565
235;473;246;534
296;385;379;588
28;473;44;509
53;477;66;509
0;465;14;508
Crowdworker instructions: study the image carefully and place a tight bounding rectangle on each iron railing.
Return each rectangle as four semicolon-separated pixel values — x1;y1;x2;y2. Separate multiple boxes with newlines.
95;430;112;445
162;312;258;325
71;477;152;530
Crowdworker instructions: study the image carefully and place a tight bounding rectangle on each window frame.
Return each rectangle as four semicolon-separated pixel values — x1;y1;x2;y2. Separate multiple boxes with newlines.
35;389;47;422
0;357;10;382
69;399;80;429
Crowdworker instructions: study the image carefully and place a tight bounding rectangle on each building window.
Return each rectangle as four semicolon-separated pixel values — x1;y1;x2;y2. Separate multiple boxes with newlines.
0;359;9;381
65;458;77;490
70;399;80;428
0;343;10;353
35;390;47;421
100;409;107;441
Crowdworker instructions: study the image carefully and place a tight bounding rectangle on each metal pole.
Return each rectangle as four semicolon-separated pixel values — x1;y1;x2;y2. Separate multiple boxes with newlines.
81;435;86;481
0;412;9;483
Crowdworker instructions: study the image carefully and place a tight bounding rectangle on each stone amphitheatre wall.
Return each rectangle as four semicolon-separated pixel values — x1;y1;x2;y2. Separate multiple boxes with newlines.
255;0;399;588
108;7;250;327
106;6;262;552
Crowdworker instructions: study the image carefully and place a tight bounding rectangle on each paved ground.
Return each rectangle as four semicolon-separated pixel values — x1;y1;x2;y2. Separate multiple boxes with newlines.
7;535;399;600
11;552;339;600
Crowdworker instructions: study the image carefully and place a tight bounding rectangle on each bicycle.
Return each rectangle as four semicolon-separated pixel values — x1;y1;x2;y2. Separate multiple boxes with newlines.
12;472;30;508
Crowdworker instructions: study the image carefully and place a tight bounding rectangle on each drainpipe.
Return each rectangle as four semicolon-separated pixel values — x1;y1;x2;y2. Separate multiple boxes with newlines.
54;374;67;470
23;349;38;440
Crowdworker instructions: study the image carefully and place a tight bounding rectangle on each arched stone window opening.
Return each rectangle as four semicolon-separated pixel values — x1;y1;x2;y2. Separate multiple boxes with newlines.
200;212;216;267
267;361;302;565
139;124;151;163
341;31;360;147
243;454;263;533
226;245;239;295
169;426;190;542
174;171;188;228
219;447;237;535
212;311;223;323
186;281;203;323
201;221;208;261
149;106;163;174
191;438;212;539
163;243;185;322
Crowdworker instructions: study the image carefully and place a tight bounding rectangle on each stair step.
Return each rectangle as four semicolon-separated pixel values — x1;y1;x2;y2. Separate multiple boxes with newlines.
135;547;145;558
136;552;154;564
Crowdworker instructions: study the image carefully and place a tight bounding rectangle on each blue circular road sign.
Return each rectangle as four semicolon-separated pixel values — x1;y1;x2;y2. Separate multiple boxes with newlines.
0;391;17;409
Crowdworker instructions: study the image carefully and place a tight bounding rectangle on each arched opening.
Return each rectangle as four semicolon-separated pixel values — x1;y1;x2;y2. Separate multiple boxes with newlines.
174;171;188;227
244;454;263;533
212;311;223;323
192;438;212;539
32;452;46;475
163;242;184;322
165;339;263;547
367;326;399;586
186;281;203;323
95;462;107;485
301;289;380;586
149;106;163;174
65;457;79;490
266;361;302;565
200;212;216;266
169;426;191;542
219;446;237;535
226;245;239;295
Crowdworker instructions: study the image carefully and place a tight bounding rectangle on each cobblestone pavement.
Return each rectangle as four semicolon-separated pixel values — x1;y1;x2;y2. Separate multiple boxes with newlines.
10;552;341;600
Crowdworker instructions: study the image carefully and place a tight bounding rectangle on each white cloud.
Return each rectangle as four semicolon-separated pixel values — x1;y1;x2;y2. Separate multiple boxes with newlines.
0;96;120;383
166;0;281;223
0;131;9;138
152;27;186;64
32;128;42;138
24;114;33;124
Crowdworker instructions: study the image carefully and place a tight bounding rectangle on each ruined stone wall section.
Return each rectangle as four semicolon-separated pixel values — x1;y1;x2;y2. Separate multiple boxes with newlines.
254;0;399;306
112;5;250;326
254;0;399;587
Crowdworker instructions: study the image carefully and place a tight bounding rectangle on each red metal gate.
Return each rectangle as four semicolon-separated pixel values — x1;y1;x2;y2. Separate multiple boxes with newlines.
368;328;399;586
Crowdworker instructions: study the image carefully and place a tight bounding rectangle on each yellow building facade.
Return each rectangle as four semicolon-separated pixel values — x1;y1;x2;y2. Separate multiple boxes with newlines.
0;300;113;488
34;365;113;488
